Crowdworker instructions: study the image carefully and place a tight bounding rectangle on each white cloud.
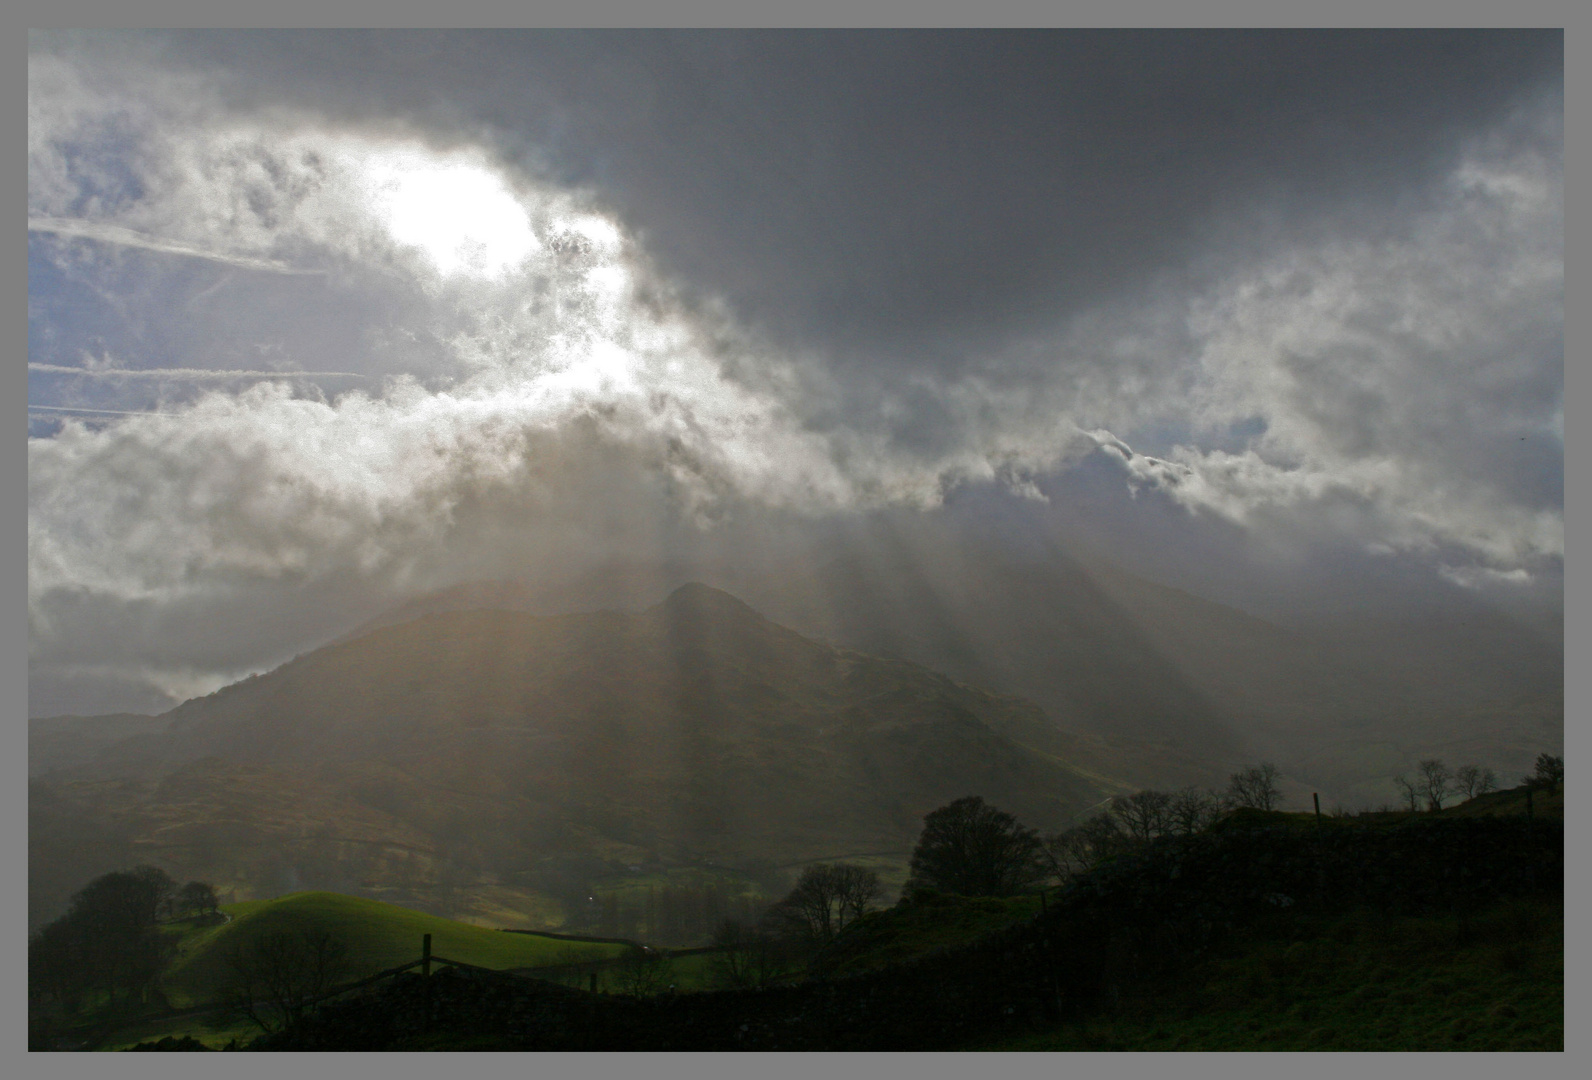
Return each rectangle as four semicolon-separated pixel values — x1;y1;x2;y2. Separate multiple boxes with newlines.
1438;565;1534;590
27;47;1562;705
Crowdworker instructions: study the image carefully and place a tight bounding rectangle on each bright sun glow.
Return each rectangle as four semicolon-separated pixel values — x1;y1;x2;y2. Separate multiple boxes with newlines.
358;146;538;278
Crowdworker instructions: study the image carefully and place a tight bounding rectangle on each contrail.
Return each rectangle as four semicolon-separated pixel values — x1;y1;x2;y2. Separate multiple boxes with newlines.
29;216;325;276
30;363;365;381
28;404;169;416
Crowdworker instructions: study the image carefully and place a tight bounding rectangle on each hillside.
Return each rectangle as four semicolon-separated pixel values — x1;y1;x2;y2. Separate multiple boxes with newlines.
741;541;1562;804
30;714;176;778
234;814;1561;1051
31;584;1121;929
159;892;626;1010
249;539;1562;808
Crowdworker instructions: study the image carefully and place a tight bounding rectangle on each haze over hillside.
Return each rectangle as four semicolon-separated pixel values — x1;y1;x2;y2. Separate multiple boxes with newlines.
296;524;1562;810
30;584;1124;929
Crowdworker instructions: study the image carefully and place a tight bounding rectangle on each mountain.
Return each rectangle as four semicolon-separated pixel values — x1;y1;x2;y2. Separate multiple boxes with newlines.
737;541;1561;807
30;584;1122;929
279;535;1562;806
29;713;176;778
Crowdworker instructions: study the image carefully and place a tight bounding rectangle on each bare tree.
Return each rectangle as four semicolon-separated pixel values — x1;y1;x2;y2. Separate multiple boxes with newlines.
1043;813;1127;882
1454;765;1499;802
830;864;881;927
612;946;674;997
906;796;1047;898
707;918;789;990
766;863;881;946
1042;827;1091;882
1227;764;1284;811
1418;758;1452;811
1110;790;1173;843
223;929;351;1035
1167;787;1225;836
1392;772;1422;811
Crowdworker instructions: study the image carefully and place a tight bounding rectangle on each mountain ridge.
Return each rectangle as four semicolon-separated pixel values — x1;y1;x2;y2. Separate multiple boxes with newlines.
30;583;1120;930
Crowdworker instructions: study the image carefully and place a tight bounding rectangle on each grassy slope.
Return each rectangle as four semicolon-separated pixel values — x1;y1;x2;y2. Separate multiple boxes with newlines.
1437;783;1562;819
160;892;627;1009
969;895;1562;1051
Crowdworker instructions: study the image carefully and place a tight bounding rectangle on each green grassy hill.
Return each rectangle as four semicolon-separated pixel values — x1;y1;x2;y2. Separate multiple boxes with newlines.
160;892;626;1010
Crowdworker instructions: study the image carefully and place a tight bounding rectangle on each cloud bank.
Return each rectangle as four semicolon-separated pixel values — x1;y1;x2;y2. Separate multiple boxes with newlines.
27;32;1562;713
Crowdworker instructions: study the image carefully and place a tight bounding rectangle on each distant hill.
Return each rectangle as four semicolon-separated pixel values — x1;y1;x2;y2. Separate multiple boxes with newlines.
738;542;1561;806
30;714;174;777
30;584;1121;929
278;538;1561;809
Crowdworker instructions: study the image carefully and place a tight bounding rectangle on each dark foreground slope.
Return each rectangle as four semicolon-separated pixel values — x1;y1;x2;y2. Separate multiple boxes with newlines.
246;814;1561;1052
31;584;1115;928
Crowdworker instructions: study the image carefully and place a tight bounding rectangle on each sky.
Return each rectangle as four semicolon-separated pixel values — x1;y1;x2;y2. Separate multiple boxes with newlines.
27;30;1563;717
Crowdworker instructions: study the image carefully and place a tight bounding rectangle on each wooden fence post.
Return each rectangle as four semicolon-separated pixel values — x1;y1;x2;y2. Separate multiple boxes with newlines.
1313;793;1321;823
422;933;432;977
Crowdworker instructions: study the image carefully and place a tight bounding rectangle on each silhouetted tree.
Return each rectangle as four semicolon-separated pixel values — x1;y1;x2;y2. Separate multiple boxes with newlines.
1167;787;1226;836
1227;763;1284;811
223;929;350;1035
906;796;1046;898
29;918;90;1013
612;946;674;997
1043;813;1127;881
831;864;881;926
72;865;177;932
763;863;879;949
176;881;220;920
707;918;789;989
1454;765;1499;801
1418;758;1452;811
1393;772;1422;812
33;866;180;1007
1529;753;1563;789
1110;789;1173;843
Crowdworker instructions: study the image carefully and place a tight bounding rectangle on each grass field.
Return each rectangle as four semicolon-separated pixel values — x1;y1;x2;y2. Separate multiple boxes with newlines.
63;892;631;1049
159;891;629;1010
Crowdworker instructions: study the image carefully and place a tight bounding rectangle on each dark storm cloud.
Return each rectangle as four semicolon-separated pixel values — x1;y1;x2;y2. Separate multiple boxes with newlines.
27;31;1562;716
127;29;1561;361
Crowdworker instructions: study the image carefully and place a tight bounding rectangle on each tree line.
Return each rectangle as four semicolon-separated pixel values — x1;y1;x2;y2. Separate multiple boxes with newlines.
31;751;1564;1039
1390;752;1560;812
29;867;218;1017
689;752;1565;990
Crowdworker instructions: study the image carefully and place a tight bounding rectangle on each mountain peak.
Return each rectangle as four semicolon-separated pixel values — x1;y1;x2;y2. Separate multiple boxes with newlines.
654;582;761;619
